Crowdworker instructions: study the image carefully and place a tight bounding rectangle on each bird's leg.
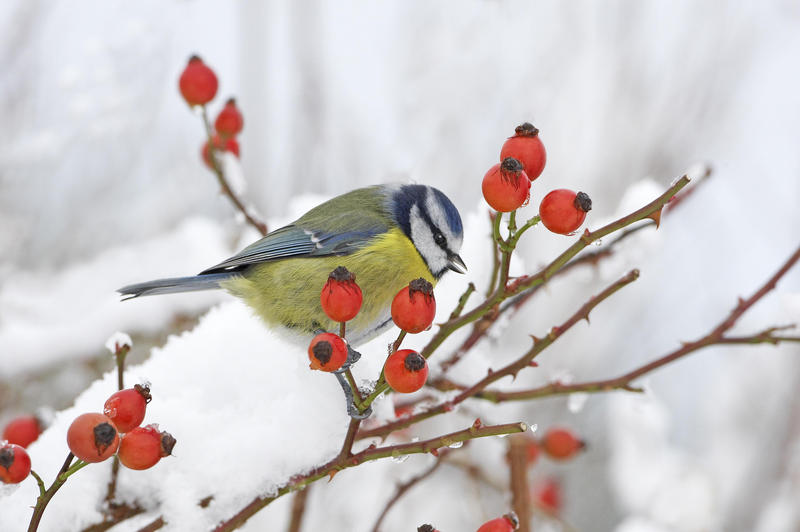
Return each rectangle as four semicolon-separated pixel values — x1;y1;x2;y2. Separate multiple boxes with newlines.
334;344;371;419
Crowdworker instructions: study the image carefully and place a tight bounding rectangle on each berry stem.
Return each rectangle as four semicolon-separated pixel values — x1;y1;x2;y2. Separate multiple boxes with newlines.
343;369;363;404
391;330;407;353
106;343;128;507
508;210;518;232
448;282;476;321
29;470;45;498
339;321;346;339
27;453;77;532
200;106;268;236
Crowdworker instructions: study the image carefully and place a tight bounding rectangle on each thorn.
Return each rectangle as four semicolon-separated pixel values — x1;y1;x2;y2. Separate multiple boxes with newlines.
473;418;483;429
648;207;663;228
584;313;591;325
430;448;440;457
528;361;539;367
580;228;592;244
530;335;542;345
328;470;338;482
737;296;746;306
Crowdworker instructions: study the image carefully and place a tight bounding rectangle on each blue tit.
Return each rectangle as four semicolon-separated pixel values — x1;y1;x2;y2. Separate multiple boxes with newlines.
119;184;466;346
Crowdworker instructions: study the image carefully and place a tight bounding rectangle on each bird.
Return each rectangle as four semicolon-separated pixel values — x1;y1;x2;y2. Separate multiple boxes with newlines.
119;184;466;347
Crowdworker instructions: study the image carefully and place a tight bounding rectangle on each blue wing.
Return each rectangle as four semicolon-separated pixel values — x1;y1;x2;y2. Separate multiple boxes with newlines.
199;224;382;274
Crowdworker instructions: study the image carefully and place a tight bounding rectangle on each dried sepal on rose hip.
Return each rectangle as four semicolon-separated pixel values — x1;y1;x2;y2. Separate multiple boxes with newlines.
539;189;592;235
308;333;348;372
476;511;519;532
500;122;547;181
179;55;218;107
482;157;531;212
0;443;31;484
320;266;363;323
391;278;436;334
202;135;240;169
384;349;428;393
541;426;585;460
67;413;120;463
118;424;176;470
215;98;244;138
418;525;440;532
104;383;151;434
2;415;43;448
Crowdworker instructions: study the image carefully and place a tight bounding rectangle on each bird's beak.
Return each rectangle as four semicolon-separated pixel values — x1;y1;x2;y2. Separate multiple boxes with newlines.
447;254;467;274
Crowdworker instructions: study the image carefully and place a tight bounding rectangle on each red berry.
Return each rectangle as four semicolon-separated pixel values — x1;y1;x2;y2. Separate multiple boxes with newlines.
500;122;546;181
320;266;363;322
539;189;592;235
178;55;218;106
384;349;428;393
0;444;31;484
202;135;240;169
2;415;41;448
541;427;584;460
391;278;436;334
308;333;348;372
103;384;151;434
482;158;531;212
215;98;244;138
532;477;562;514
118;424;175;470
67;413;120;463
476;512;519;531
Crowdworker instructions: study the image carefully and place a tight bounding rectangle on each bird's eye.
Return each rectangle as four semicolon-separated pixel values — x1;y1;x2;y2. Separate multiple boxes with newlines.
433;232;446;247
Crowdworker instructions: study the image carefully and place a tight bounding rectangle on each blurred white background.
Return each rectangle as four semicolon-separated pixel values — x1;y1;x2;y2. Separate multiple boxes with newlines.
1;1;799;531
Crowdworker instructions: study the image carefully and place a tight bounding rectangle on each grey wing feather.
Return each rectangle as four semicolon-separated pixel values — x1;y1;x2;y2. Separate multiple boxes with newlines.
199;225;380;274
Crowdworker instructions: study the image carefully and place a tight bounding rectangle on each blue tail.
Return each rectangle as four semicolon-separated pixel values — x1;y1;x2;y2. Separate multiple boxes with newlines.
118;272;237;300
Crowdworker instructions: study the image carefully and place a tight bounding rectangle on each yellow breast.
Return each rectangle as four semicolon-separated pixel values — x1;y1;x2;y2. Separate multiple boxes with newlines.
221;228;434;345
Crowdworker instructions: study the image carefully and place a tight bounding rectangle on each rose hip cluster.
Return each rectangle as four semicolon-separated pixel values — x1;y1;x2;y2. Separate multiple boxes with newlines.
309;267;436;394
482;122;592;235
68;384;175;471
178;55;244;170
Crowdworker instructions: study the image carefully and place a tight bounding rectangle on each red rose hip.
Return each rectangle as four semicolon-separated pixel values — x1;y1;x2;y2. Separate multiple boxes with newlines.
179;55;218;106
308;333;348;372
2;415;41;448
482;158;531;212
541;427;584;460
476;512;519;531
500;122;546;181
67;413;120;463
0;444;31;484
391;278;436;334
118;425;175;470
202;135;240;169
215;98;244;138
320;266;363;323
533;477;562;513
104;384;151;433
539;189;592;235
384;349;428;393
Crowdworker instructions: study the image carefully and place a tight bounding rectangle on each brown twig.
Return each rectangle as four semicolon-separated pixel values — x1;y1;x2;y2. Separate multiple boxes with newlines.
357;270;639;441
200;107;268;236
467;245;800;403
370;448;455;532
287;486;311;532
508;435;532;532
213;421;527;531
